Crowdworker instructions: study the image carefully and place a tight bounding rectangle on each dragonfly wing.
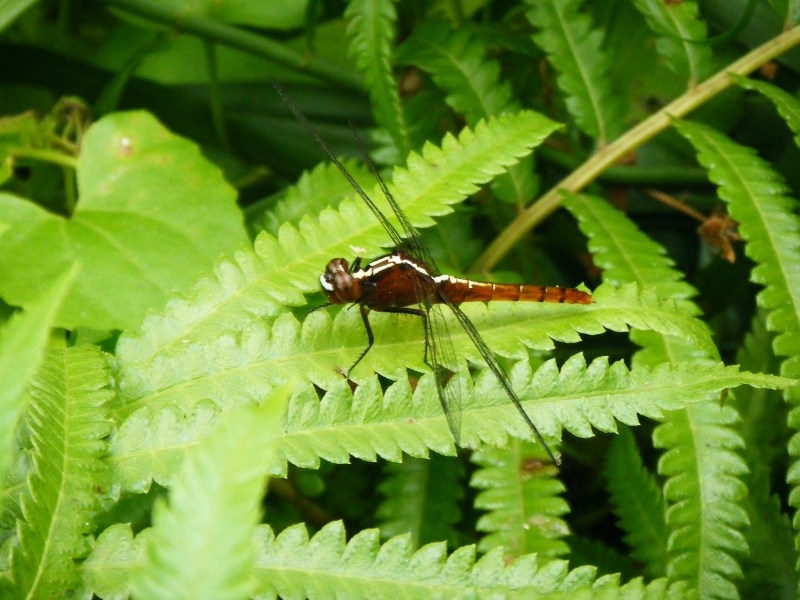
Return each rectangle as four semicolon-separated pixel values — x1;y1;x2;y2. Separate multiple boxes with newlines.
423;301;463;444
440;295;558;464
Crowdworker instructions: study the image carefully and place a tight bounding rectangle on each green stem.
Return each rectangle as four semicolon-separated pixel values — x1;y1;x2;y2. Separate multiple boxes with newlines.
102;0;363;92
13;148;78;170
204;41;231;151
473;24;800;274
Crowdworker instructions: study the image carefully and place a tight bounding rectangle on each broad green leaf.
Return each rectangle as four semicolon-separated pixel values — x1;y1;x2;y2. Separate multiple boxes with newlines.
0;111;248;330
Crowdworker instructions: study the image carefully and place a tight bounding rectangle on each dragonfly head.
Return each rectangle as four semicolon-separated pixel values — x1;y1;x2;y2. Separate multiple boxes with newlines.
320;258;359;304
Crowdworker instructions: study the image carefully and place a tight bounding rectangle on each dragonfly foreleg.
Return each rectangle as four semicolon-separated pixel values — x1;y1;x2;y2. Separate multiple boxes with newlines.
347;304;429;376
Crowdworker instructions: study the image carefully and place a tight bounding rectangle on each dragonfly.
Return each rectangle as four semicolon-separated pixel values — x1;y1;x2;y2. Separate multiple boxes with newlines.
275;83;592;464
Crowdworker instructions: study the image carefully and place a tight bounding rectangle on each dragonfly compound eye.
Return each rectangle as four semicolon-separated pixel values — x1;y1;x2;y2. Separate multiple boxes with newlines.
321;258;358;303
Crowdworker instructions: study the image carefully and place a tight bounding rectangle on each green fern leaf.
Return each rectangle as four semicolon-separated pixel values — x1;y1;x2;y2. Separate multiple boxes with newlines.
108;282;792;491
526;0;626;145
396;21;516;126
344;0;409;158
561;190;705;363
653;402;748;600
376;454;464;548
395;21;536;204
261;159;376;235
0;266;75;485
734;314;795;598
0;346;111;599
277;354;787;467
81;523;142;599
604;426;668;578
675;119;800;365
561;191;697;308
675;121;800;577
715;85;800;584
471;441;568;559
630;0;714;84
131;395;286;600
562;186;772;598
251;520;686;598
109;400;221;492
734;74;800;165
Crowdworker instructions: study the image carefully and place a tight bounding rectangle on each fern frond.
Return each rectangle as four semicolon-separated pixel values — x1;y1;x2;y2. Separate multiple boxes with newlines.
0;346;111;598
131;396;286;600
561;189;705;364
674;121;800;576
630;0;714;84
344;0;410;158
108;399;220;492
674;119;800;365
395;21;536;203
653;403;749;600
0;266;75;484
113;109;561;408
734;312;795;595
262;159;375;234
108;343;792;492
113;279;696;428
81;523;141;599
604;426;668;578
562;186;760;597
396;21;516;126
734;75;800;147
471;441;568;559
561;191;697;308
526;0;626;145
376;454;464;548
251;520;686;598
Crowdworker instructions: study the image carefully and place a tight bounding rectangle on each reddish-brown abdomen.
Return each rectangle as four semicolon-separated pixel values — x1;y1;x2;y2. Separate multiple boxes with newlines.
438;278;592;304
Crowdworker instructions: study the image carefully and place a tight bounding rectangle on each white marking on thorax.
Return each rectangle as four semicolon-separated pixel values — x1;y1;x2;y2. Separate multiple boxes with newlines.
352;254;433;280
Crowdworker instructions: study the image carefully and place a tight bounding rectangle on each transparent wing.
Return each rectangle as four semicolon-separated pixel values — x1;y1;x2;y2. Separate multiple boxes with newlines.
423;301;463;444
440;295;558;464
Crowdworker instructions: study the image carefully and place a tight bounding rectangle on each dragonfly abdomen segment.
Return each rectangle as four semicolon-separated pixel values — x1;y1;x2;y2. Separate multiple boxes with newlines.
435;276;593;305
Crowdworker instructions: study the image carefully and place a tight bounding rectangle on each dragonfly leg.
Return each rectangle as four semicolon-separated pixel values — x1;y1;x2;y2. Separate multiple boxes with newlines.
347;304;428;376
346;304;376;377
